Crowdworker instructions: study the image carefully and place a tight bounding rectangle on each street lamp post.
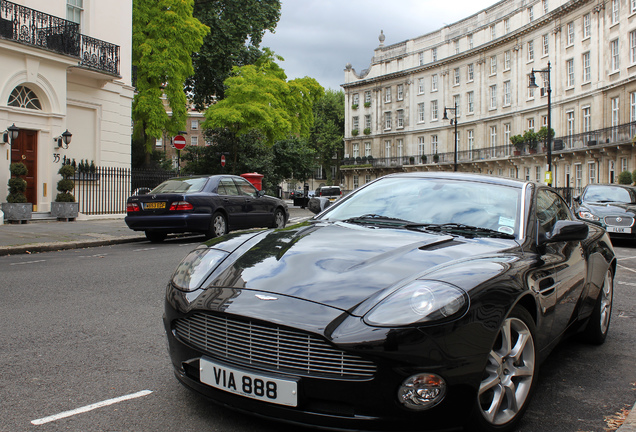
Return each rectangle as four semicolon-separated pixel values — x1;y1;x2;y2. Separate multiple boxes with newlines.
528;61;552;186
442;104;458;172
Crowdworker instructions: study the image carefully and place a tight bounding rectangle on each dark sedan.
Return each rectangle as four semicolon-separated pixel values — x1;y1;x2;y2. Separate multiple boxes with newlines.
164;172;615;432
573;184;636;239
125;175;288;242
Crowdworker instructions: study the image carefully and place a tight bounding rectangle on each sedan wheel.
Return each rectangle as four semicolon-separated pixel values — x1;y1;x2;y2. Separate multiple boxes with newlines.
272;209;286;228
475;307;537;432
579;267;613;345
206;212;227;239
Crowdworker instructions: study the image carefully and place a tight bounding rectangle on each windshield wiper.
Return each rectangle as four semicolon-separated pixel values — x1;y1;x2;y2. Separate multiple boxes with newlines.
341;214;414;226
404;222;516;239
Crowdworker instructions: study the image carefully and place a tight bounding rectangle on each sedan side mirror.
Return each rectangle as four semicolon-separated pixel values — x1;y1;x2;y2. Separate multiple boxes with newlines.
540;220;589;245
573;195;581;204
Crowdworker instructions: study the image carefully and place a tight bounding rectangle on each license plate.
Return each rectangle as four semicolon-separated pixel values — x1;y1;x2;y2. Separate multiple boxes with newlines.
607;226;631;234
199;357;298;407
144;202;165;210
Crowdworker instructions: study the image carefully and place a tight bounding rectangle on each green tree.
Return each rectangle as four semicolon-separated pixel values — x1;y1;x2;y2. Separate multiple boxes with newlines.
310;89;345;185
188;0;281;110
203;49;324;164
272;137;317;184
132;0;209;164
619;170;633;185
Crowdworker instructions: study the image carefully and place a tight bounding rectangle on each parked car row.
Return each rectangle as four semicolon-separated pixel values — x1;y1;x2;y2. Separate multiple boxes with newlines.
572;183;636;240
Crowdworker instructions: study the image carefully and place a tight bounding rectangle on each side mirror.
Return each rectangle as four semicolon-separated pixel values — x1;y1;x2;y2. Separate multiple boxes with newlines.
540;220;589;245
573;195;581;204
257;190;265;197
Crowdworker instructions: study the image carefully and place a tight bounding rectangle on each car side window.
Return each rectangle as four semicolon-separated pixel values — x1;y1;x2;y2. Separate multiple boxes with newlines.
218;178;239;196
536;189;572;233
234;178;258;197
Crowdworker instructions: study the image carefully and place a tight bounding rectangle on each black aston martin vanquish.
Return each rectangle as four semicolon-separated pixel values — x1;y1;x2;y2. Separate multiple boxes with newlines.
164;172;615;432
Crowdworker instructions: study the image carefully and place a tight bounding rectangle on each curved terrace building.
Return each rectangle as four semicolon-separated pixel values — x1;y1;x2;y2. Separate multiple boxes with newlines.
342;0;636;195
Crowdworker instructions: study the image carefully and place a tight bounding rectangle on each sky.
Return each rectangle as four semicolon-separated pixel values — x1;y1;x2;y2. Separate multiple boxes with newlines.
261;0;501;91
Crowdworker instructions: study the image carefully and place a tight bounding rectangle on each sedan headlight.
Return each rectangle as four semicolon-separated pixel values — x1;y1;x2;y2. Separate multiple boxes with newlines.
171;246;229;292
577;208;600;222
365;280;468;327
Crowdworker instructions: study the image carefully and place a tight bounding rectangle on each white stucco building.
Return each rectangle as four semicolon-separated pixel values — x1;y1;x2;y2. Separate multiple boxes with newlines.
342;0;636;195
0;0;133;212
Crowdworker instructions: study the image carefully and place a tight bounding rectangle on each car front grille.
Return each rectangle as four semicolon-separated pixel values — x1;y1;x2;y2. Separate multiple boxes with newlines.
174;312;377;379
604;216;634;227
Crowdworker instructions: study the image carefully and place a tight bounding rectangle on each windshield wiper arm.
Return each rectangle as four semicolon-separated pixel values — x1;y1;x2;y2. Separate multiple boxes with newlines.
405;222;516;239
341;214;414;225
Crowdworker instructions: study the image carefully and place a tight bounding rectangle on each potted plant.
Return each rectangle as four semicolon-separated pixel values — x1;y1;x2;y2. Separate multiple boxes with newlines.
510;134;525;155
364;101;371;108
363;127;371;135
409;156;415;164
51;164;79;221
433;153;440;163
524;130;538;153
537;126;555;151
2;162;32;223
421;154;428;164
352;129;359;136
352;104;359;110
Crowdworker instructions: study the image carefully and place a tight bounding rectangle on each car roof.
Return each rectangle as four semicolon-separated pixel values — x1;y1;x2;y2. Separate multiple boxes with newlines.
383;171;529;189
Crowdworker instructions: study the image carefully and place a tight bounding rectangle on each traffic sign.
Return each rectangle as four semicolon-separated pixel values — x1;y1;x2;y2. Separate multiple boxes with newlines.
173;135;186;150
221;155;226;167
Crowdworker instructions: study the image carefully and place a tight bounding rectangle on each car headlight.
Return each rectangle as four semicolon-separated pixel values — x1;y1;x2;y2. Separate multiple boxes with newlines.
171;246;229;292
577;208;600;222
364;280;468;327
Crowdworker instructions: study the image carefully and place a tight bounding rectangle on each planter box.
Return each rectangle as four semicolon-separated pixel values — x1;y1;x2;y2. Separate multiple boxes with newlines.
2;202;32;224
51;202;79;221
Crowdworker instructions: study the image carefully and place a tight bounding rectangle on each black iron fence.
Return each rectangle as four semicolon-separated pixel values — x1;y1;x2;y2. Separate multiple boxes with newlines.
72;167;174;215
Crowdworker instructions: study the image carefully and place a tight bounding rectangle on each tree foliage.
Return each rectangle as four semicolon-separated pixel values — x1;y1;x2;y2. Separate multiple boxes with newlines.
203;50;324;149
187;0;281;110
310;89;345;185
132;0;209;159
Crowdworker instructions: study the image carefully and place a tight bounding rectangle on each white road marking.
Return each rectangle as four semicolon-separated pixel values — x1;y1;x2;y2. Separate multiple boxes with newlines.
31;390;153;425
617;263;636;274
133;247;157;252
10;260;45;266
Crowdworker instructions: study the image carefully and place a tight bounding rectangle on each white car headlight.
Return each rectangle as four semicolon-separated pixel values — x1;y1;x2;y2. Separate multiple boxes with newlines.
171;246;229;292
577;209;600;222
364;281;468;327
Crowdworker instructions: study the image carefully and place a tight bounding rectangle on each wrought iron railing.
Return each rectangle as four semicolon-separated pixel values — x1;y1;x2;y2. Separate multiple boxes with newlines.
342;121;636;170
0;0;120;75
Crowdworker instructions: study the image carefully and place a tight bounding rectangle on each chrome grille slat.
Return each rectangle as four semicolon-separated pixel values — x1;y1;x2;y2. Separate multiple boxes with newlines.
604;216;634;227
174;312;376;379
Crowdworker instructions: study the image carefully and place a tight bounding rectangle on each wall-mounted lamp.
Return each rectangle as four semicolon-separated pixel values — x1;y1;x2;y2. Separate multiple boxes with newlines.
54;129;72;149
2;123;19;144
442;105;458;172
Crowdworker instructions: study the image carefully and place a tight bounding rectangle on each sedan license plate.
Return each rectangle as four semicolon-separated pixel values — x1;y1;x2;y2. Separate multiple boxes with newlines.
607;226;631;234
199;357;298;407
144;202;165;210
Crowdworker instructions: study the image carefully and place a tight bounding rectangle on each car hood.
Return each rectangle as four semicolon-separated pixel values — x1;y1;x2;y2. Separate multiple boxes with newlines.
582;201;636;216
201;221;518;312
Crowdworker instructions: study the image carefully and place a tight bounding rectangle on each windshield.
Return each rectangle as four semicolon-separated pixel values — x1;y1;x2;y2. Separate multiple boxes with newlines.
321;177;522;237
583;185;633;203
150;178;208;194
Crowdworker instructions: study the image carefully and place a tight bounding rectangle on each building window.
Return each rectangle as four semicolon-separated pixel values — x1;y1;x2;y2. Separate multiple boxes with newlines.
353;175;359;189
528;118;535;132
535;166;541;181
612;97;620;129
528;85;535;100
365;142;371;157
467;91;474;114
468;34;474;49
418;136;426;155
191;119;199;130
632;0;636;13
621;157;629;173
364;114;371;130
490;24;496;40
583;107;591;133
582;52;591;82
419;52;424;66
418;78;425;94
431;100;439;120
352;143;360;158
396;110;404;128
490;56;497;75
352;93;359;106
8;85;42;110
575;164;582;189
528;6;534;22
504;124;511;152
588;162;597;184
527;40;534;62
418;103;425;123
505;18;511;34
566;59;575;87
397;84;404;101
365;174;371;184
567;111;575;139
384;140;391;158
611;39;620;72
567;22;574;46
156;137;163;148
611;0;619;25
454;68;460;85
468;130;474;155
454;40;460;54
431;135;438;154
432;47;437;62
542;34;549;56
542;0;548;14
352;116;359;132
454;95;461;116
467;64;474;81
384;112;392;130
67;0;83;26
630;31;636;65
432;74;438;91
191;136;198;146
490;126;497;148
583;13;591;38
397;139;404;157
504;51;511;70
384;87;391;103
503;81;511;106
489;85;497;109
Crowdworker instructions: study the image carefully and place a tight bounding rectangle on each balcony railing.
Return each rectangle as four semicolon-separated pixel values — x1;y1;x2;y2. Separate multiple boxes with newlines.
342;121;636;170
0;0;119;75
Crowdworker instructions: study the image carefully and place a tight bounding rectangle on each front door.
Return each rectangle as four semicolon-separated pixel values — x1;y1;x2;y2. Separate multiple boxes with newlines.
11;129;38;207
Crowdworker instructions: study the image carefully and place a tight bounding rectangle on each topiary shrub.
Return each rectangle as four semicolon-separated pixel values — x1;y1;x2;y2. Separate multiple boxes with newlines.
7;162;28;203
618;170;632;185
55;164;76;202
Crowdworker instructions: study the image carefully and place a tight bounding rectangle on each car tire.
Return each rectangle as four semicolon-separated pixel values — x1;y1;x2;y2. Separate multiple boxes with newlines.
206;211;227;239
145;231;167;243
472;306;538;432
271;209;286;229
579;267;613;345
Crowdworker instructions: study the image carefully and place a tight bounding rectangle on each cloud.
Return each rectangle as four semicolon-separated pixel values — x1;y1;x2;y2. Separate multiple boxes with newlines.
262;0;498;91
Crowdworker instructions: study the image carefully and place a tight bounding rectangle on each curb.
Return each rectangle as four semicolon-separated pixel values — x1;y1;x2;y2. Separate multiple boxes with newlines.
0;236;146;256
619;402;636;432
